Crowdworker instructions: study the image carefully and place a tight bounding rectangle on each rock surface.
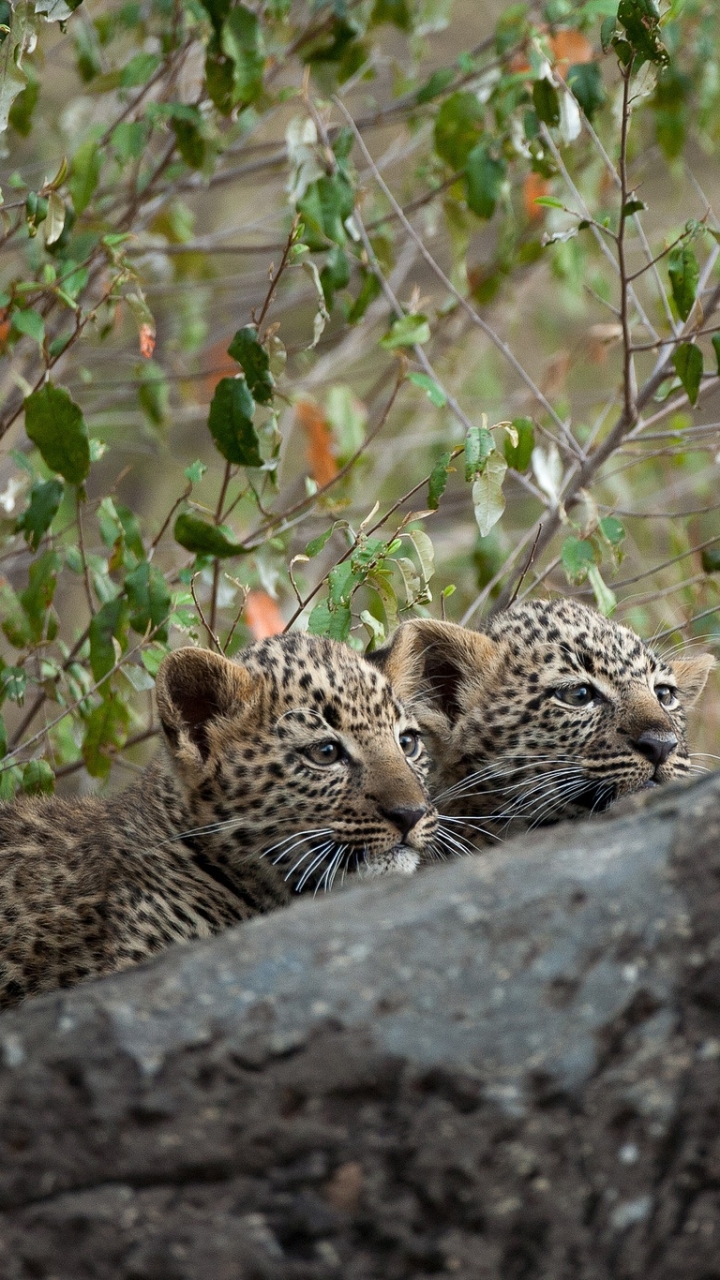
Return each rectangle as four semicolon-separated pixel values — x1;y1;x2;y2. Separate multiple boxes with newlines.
1;775;720;1278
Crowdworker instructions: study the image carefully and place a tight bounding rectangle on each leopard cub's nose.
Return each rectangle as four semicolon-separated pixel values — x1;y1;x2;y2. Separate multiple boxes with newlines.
380;805;427;840
631;730;678;768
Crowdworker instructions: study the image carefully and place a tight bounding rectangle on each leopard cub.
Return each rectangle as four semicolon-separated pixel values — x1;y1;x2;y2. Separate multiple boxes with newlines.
371;597;713;846
0;633;437;1010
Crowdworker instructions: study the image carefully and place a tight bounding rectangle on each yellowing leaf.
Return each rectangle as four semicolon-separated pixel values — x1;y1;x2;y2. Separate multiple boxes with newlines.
472;453;507;537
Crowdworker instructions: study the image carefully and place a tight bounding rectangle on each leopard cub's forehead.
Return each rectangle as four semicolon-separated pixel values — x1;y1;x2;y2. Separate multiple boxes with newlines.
242;632;406;728
487;598;666;682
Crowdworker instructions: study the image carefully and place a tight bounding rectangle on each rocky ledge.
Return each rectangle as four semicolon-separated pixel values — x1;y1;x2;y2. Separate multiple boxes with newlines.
1;774;720;1279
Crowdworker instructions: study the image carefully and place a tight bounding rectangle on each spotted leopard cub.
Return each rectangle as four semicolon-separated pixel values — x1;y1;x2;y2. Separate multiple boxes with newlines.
0;634;437;1010
371;598;713;846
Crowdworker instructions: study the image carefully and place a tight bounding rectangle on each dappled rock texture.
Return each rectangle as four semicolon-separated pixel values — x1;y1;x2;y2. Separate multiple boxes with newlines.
2;777;720;1278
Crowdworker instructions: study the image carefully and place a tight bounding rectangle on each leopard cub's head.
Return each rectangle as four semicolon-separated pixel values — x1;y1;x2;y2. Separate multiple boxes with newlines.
371;598;714;842
155;633;438;892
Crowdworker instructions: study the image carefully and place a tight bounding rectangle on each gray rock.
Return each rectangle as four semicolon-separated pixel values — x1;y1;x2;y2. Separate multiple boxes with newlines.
1;774;720;1278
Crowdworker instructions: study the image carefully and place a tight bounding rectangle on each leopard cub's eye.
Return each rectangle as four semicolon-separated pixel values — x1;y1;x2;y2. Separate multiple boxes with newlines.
555;684;596;707
304;740;344;766
399;729;421;759
655;684;678;709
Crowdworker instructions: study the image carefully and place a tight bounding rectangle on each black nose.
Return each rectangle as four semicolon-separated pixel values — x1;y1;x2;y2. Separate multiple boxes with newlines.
631;731;678;768
380;805;427;840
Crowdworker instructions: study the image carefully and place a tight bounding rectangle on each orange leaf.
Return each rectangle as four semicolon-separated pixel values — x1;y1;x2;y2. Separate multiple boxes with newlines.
524;172;551;220
0;310;9;345
244;590;285;639
139;324;155;359
549;29;593;75
295;398;338;487
201;339;239;401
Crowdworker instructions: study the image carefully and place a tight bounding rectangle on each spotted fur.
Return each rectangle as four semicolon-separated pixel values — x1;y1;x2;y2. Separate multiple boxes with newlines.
370;598;714;847
0;634;437;1010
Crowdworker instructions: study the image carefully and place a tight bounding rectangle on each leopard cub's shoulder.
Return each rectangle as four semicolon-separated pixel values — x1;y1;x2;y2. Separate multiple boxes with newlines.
0;634;437;1011
371;597;714;843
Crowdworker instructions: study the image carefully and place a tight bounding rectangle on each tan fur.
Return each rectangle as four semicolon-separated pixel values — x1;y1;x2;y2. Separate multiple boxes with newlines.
0;634;437;1010
370;599;714;847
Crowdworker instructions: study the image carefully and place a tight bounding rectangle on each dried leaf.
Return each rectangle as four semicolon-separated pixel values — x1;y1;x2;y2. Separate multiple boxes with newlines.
296;399;338;487
244;590;284;639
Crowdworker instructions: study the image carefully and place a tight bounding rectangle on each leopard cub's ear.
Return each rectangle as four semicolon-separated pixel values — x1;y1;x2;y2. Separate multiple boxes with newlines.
156;647;256;762
670;652;716;707
368;619;497;729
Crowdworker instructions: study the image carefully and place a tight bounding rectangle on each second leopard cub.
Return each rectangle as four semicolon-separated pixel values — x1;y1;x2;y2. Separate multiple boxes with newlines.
371;597;713;845
0;633;437;1010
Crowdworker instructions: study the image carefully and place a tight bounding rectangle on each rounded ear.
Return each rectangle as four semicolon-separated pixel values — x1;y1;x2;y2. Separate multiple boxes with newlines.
670;653;716;707
155;647;256;762
368;619;497;725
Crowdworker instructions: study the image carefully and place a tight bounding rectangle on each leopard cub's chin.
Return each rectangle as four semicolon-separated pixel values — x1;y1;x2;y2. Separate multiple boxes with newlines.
359;846;422;878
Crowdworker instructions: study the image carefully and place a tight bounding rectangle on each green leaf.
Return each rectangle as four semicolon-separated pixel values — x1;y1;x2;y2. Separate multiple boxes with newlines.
22;759;54;796
297;173;355;250
328;560;356;606
471;453;507;538
11;307;44;345
533;196;564;209
380;313;431;349
566;62;606;120
185;460;207;484
465;143;505;221
124;562;171;641
598;515;626;547
307;600;352;641
120;52;161;87
82;691;129;780
701;545;720;574
622;199;647;218
347;269;381;324
24;382;91;484
111;120;147;161
89;598;125;682
138;361;170;427
173;512;247;558
15;477;64;550
370;0;411;30
668;244;700;321
561;536;597;584
532;79;560;127
221;5;264;108
205;49;235;114
465;425;494;480
712;333;720;376
673;343;703;406
434;92;484;168
428;451;453;510
227;325;274;404
7;61;38;137
504;418;535;471
587;564;617;616
1;667;26;703
207;376;263;466
0;766;21;801
320;245;350;310
69;138;101;215
416;67;455;105
305;526;335;558
617;0;669;67
0;0;34;135
115;503;145;562
171;115;206;170
19;550;60;641
408;372;447;407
